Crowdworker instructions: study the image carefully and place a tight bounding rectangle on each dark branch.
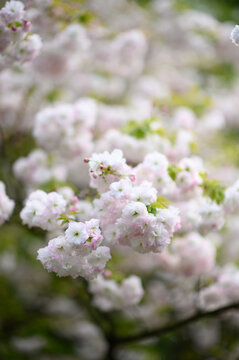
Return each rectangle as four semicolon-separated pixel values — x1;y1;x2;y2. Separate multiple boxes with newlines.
115;302;239;344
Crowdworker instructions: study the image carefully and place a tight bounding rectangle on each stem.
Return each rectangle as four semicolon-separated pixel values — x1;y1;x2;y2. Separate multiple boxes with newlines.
115;302;239;344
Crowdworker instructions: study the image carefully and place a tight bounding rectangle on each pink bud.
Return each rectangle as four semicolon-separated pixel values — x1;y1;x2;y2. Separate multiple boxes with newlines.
23;20;32;32
11;25;17;32
100;165;104;170
84;157;89;163
69;205;78;212
72;196;78;204
130;174;136;182
104;269;112;278
92;173;98;179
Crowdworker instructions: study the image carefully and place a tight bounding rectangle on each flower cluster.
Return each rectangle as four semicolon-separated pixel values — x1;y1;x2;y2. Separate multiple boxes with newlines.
89;275;144;311
20;190;67;231
37;219;111;280
133;152;173;194
134;153;204;198
88;150;181;253
13;149;67;189
97;118;196;165
178;197;225;234
157;232;216;277
87;149;131;193
96;29;147;78
0;1;42;69
200;266;239;310
34;99;97;158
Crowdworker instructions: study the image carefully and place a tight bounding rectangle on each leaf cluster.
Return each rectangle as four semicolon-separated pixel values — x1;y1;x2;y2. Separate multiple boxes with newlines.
121;118;164;139
201;176;225;205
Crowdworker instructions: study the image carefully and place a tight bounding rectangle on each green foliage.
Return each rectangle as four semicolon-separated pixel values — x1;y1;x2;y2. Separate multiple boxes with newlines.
8;21;22;28
189;141;198;154
157;304;173;316
0;276;25;327
107;270;125;284
201;176;225;204
121;117;164;139
215;129;239;167
50;0;94;26
174;0;239;22
39;178;78;193
168;164;182;181
197;62;237;87
122;119;150;139
58;213;73;225
58;211;85;225
77;11;94;24
130;0;153;6
157;87;212;117
0;133;36;166
146;197;171;215
46;88;64;103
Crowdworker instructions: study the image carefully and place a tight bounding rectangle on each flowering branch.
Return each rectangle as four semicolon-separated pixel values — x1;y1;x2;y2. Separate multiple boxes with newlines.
115;302;239;344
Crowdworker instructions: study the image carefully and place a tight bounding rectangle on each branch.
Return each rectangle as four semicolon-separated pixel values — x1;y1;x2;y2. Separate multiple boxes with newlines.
115;302;239;344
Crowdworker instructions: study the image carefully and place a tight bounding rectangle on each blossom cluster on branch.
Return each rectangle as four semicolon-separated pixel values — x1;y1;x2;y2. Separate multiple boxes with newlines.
0;1;42;69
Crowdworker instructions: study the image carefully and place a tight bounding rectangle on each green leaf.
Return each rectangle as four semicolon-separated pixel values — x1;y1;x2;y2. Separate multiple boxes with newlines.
202;178;225;205
147;197;172;215
146;204;158;216
8;21;22;28
168;164;182;181
121;119;150;139
78;12;94;24
121;117;159;139
46;88;64;103
57;214;75;225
